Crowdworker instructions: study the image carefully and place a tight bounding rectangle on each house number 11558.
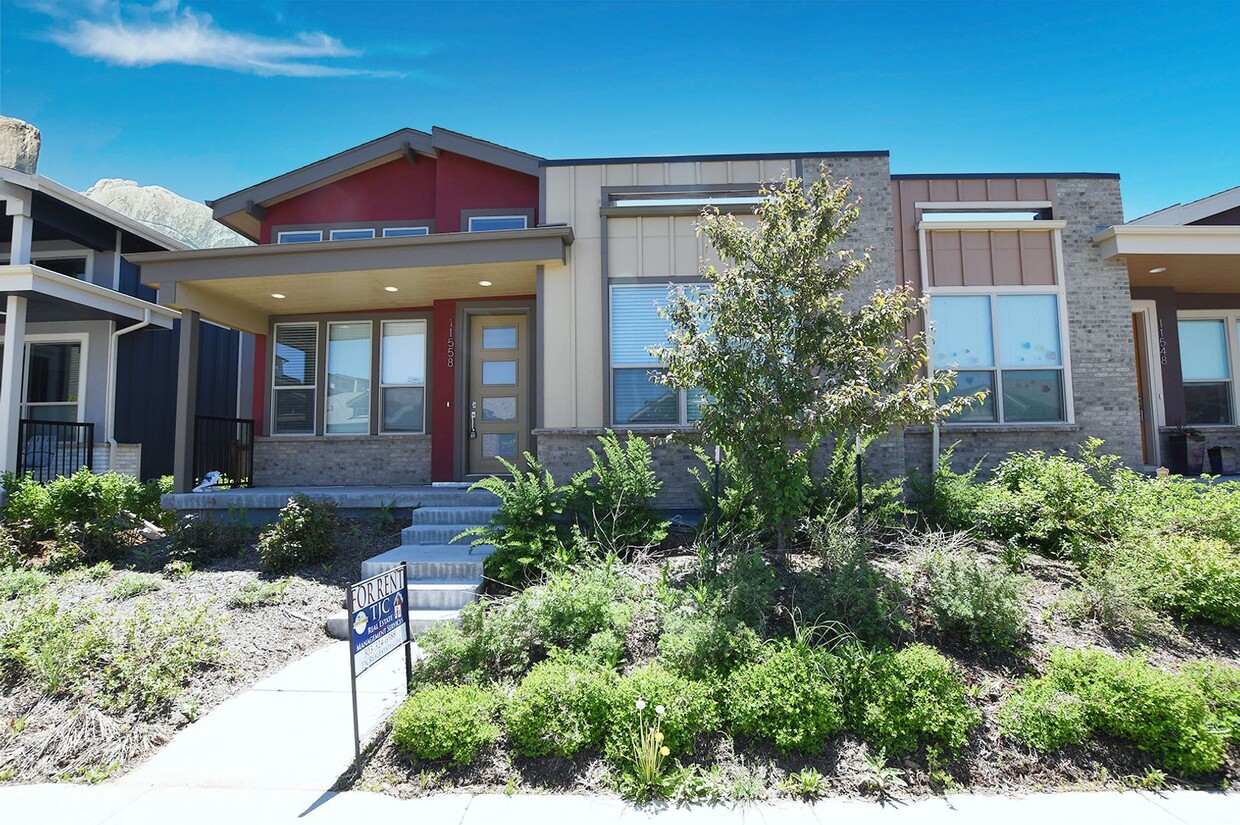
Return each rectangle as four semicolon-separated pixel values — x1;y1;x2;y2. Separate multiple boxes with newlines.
446;319;455;368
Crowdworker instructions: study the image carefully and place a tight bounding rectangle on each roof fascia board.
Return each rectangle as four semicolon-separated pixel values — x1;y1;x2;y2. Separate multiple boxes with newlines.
1128;185;1240;226
1092;225;1240;259
541;150;889;167
892;172;1120;180
0;263;179;326
430;127;541;176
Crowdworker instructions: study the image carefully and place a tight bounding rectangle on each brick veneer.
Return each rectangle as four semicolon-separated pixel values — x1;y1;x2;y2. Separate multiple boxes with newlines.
253;435;431;486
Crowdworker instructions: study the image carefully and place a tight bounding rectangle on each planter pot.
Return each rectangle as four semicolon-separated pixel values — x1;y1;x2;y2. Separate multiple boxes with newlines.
1208;446;1239;475
1168;435;1207;475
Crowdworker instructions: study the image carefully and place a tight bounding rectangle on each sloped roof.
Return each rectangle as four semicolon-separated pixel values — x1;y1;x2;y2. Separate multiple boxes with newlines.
1128;185;1240;226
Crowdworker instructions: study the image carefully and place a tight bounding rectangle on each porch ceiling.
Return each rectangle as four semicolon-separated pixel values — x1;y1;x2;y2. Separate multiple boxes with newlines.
1125;253;1240;292
1093;225;1240;293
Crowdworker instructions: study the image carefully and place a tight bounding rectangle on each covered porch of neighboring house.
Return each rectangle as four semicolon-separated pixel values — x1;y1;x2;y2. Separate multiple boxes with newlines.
1094;221;1240;473
130;226;572;494
0;264;178;480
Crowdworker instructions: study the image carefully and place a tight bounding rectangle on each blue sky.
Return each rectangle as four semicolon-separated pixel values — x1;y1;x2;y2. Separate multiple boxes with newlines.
2;0;1237;221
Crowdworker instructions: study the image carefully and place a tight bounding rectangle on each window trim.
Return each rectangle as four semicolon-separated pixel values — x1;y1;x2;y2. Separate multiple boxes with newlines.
328;228;376;242
608;283;694;428
324;320;373;436
276;230;323;244
11;333;90;424
1177;309;1240;428
919;221;1075;428
467;214;529;232
379;318;428;434
381;226;431;238
270;321;319;436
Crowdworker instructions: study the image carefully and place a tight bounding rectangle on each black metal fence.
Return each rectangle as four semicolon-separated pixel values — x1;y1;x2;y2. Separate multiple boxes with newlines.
193;415;255;488
16;419;95;483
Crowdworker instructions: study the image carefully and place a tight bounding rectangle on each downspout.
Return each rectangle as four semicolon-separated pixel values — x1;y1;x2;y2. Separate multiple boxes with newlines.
106;309;153;472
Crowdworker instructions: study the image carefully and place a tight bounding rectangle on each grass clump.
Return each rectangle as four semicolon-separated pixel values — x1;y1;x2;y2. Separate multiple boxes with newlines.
228;578;292;609
257;495;337;574
0;566;49;600
391;684;501;766
107;572;163;601
1000;648;1228;775
723;641;844;754
503;656;616;758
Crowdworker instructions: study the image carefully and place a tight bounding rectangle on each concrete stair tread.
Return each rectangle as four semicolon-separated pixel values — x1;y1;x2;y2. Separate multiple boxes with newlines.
407;581;481;590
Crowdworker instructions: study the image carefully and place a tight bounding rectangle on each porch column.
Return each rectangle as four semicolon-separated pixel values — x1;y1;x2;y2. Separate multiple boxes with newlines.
1;182;33;264
0;295;27;474
173;310;201;492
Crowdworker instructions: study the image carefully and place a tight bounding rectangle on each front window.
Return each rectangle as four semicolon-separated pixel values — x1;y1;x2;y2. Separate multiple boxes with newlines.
468;215;528;232
24;342;82;422
610;285;699;426
1179;318;1234;425
380;320;426;433
272;323;318;434
325;322;372;434
930;293;1067;423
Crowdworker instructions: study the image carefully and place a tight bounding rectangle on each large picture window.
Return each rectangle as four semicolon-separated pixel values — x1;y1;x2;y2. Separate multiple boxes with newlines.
272;323;318;435
380;320;427;433
1179;318;1235;426
326;322;372;434
930;292;1068;424
610;285;700;426
24;342;83;422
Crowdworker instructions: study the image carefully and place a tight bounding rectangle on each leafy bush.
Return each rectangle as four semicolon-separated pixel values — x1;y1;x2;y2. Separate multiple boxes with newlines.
412;595;539;685
816;435;908;526
902;533;1026;651
1108;535;1240;628
723;641;844;754
658;608;761;681
2;470;169;563
848;643;980;758
1184;660;1240;745
462;454;568;587
708;549;779;632
1057;564;1173;640
530;565;636;652
791;527;909;645
503;657;616;757
607;663;719;760
1000;648;1227;775
228;578;291;609
0;566;49;600
565;430;669;554
168;514;249;564
908;444;987;531
107;572;163;600
998;678;1090;752
391;684;501;766
256;495;337;574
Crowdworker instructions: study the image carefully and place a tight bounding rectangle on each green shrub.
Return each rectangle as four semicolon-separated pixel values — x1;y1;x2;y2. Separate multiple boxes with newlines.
2;470;165;562
565;430;669;554
1109;535;1240;628
723;642;844;754
1001;648;1227;775
689;446;766;542
107;572;163;600
816;435;908;526
709;549;778;632
607;663;719;760
503;657;616;757
1184;660;1240;745
849;643;979;758
908;444;986;531
658;608;761;681
168;514;250;564
412;596;538;685
789;533;909;646
1057;562;1174;639
228;578;291;609
391;684;501;766
902;534;1026;651
998;677;1090;752
0;566;49;600
256;495;337;574
462;455;568;587
530;565;635;651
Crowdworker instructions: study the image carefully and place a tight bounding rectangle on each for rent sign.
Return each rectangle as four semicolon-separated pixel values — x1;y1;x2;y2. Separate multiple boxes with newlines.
349;566;409;676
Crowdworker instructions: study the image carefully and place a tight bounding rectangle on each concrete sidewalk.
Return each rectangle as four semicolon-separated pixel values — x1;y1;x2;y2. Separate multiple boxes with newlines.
0;785;1235;825
118;640;409;791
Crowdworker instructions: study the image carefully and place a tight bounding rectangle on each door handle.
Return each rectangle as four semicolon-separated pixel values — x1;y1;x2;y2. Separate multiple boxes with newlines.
469;403;477;439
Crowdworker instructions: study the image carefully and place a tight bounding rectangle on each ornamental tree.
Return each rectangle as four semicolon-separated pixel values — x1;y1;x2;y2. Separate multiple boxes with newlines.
652;169;978;544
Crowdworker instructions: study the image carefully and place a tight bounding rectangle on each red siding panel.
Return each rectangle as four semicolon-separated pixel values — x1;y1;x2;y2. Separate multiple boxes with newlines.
433;151;539;233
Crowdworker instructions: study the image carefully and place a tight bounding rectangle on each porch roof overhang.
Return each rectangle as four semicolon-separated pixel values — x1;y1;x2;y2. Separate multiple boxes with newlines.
0;264;179;327
127;226;573;333
1092;225;1240;292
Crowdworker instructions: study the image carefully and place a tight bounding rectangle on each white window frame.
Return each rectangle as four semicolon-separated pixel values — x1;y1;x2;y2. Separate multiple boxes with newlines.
379;319;427;434
467;214;528;232
328;228;376;241
16;333;90;423
276;230;323;244
324;321;373;436
382;226;430;238
608;283;694;427
1177;309;1240;428
271;322;319;436
27;249;95;282
919;222;1076;426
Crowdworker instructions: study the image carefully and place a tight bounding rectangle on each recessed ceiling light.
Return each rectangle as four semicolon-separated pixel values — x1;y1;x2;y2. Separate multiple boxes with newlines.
271;293;286;299
384;286;399;292
478;280;493;287
1148;267;1167;274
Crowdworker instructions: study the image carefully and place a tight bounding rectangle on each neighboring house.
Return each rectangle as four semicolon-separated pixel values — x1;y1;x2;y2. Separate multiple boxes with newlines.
1095;185;1240;466
0;164;247;482
130;126;1232;505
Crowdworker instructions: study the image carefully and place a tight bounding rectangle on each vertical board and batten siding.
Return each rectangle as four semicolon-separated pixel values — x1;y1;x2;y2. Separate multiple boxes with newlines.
541;158;798;429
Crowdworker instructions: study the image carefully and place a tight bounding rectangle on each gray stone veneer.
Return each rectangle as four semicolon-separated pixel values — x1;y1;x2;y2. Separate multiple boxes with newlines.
535;429;707;510
253;435;431;487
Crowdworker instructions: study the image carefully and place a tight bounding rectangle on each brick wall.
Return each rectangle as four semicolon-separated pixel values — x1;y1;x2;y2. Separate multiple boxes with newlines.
91;443;142;478
253;435;431;486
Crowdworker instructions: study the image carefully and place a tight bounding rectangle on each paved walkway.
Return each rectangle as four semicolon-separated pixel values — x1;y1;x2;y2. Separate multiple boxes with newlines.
1;641;1236;824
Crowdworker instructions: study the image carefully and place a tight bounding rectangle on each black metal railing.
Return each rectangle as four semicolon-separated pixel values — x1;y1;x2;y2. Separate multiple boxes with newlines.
193;415;255;488
17;419;94;483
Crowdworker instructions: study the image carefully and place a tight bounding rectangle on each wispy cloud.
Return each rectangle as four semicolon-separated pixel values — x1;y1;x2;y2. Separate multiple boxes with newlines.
40;1;402;78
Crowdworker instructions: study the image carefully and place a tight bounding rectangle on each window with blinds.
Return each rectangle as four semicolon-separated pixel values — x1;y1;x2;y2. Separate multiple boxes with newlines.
273;323;318;434
610;285;691;426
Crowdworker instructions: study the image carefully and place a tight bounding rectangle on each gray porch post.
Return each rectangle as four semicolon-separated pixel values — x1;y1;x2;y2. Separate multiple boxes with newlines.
0;295;28;474
173;310;201;493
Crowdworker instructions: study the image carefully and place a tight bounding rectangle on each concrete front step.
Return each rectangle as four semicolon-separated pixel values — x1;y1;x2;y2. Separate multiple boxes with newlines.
409;506;499;525
407;581;482;610
408;609;464;635
360;543;495;580
401;524;480;546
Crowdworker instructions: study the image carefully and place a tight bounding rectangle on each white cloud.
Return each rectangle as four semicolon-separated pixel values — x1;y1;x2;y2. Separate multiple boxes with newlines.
43;2;400;78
